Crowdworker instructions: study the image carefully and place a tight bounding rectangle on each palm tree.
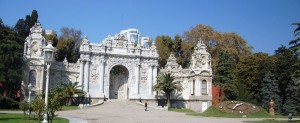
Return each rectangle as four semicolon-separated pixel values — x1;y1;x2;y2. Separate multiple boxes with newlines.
154;73;183;108
61;82;84;106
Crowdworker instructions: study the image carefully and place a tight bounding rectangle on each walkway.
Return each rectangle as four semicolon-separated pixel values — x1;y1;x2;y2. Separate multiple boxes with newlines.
57;100;255;123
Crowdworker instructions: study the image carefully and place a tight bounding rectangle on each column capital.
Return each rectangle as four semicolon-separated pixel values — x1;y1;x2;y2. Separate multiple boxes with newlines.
136;63;141;67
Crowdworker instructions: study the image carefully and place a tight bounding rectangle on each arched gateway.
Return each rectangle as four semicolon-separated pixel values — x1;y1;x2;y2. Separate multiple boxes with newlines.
109;65;129;99
23;23;212;112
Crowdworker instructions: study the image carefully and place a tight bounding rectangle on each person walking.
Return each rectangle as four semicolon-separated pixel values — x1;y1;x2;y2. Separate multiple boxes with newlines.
145;102;148;111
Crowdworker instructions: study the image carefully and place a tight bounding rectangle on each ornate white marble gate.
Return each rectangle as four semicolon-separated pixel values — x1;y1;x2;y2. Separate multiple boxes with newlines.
78;29;159;101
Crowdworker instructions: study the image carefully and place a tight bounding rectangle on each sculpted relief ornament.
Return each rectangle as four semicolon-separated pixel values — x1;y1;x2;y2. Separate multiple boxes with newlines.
91;67;98;82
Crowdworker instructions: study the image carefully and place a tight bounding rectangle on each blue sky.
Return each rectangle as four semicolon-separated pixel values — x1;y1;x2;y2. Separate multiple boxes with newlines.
0;0;299;54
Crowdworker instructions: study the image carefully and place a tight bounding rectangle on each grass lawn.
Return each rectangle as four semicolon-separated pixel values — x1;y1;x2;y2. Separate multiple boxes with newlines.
61;105;79;111
168;108;195;113
0;113;68;123
244;119;300;123
170;106;300;119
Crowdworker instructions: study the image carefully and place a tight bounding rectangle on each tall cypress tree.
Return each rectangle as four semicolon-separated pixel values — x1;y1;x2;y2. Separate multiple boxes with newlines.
14;10;38;45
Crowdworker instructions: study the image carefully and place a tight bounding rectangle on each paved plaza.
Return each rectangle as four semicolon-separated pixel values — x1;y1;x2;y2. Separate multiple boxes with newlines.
58;100;260;123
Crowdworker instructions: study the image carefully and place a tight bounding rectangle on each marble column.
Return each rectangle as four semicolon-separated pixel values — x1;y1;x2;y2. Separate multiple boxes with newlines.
148;65;153;95
84;61;90;93
40;66;44;93
27;46;31;56
79;60;84;90
24;42;27;55
99;60;105;93
135;64;140;94
195;78;199;96
152;65;157;94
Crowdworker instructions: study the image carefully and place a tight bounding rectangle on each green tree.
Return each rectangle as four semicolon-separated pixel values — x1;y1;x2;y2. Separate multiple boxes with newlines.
61;82;84;106
0;19;23;99
172;35;182;57
232;53;276;104
155;35;173;67
45;33;59;47
289;22;300;54
55;27;82;63
60;27;82;48
282;78;299;115
235;82;253;103
214;50;234;101
31;96;44;121
154;73;183;108
179;40;197;68
274;46;298;114
19;101;30;119
14;10;38;44
260;71;280;112
183;24;252;75
155;35;189;68
48;88;64;123
289;23;300;114
55;37;77;62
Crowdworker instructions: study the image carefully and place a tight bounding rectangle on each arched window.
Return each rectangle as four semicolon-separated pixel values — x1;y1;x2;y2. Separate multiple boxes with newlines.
29;70;37;87
202;80;207;94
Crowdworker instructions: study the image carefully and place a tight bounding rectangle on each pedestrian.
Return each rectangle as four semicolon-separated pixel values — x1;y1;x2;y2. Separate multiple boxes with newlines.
145;102;148;111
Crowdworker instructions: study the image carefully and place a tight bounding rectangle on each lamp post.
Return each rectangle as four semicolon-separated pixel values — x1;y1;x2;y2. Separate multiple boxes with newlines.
28;83;32;102
28;83;32;115
42;41;55;123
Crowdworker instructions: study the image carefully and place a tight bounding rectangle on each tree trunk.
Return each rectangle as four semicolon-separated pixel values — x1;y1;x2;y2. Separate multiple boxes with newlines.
167;93;171;109
68;97;72;106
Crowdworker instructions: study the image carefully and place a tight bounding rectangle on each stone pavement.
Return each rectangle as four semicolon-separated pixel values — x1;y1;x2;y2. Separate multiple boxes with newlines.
57;100;261;123
1;102;297;123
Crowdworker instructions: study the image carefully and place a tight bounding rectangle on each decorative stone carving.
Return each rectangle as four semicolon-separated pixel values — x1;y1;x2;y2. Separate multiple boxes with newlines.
91;67;98;82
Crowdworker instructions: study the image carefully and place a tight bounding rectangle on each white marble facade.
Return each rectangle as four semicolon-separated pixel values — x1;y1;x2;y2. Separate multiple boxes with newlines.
160;39;213;112
22;23;212;112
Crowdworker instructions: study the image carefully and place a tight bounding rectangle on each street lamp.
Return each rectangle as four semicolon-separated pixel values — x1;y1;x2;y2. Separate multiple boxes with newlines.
42;40;55;123
28;83;32;115
28;83;32;102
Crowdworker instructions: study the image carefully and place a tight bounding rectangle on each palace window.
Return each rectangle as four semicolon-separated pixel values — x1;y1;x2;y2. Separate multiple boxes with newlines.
29;70;37;87
202;80;207;94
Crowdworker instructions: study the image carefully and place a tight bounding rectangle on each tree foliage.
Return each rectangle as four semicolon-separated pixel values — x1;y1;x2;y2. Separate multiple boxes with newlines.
14;10;38;45
60;82;84;106
214;50;234;100
184;24;252;73
0;18;23;99
55;27;82;63
232;53;276;104
155;35;173;67
48;87;64;123
289;22;300;54
260;71;280;112
31;96;44;121
154;73;183;108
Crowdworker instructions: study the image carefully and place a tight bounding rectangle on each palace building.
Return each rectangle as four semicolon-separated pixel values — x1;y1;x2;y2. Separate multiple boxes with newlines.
22;23;212;112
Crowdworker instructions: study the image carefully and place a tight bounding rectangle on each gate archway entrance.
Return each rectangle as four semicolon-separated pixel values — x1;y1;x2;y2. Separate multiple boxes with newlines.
109;65;129;100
